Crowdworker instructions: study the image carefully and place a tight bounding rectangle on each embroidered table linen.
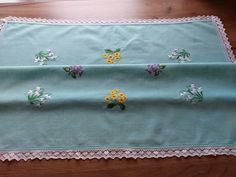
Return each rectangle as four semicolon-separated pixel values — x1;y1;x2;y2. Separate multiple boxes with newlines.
0;16;235;161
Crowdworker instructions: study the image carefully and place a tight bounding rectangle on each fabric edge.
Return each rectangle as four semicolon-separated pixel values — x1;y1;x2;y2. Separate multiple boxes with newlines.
211;16;235;62
0;15;216;25
1;147;235;161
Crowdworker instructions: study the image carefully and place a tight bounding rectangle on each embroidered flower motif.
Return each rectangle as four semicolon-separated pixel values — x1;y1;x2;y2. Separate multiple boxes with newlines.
102;48;121;64
168;48;191;63
146;64;166;76
28;86;51;107
34;49;57;65
63;65;83;79
105;89;127;110
180;84;203;104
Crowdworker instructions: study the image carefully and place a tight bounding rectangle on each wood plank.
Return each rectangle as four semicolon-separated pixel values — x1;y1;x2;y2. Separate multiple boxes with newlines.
1;156;236;177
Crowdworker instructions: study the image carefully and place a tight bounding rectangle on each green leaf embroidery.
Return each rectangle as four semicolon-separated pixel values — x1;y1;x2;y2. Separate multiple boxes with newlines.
154;71;160;76
115;48;120;52
63;67;70;72
105;49;113;54
71;73;77;79
107;102;116;109
79;71;83;76
119;103;126;110
159;65;166;69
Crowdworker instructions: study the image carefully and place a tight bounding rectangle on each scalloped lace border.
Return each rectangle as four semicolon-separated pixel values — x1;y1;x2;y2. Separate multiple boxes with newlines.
0;15;235;62
1;147;236;161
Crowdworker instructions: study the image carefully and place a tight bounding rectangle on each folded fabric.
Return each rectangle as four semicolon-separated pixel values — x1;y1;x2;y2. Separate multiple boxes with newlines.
0;16;234;65
0;16;235;161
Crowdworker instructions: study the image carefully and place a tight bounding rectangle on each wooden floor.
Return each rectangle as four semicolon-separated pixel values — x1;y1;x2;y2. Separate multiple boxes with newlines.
0;0;236;176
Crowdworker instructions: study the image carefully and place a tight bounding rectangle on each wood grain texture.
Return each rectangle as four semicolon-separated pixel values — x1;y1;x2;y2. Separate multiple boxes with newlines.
1;156;236;177
0;0;236;176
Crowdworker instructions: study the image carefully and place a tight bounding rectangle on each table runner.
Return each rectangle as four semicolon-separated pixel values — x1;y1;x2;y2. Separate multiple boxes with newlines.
0;16;235;161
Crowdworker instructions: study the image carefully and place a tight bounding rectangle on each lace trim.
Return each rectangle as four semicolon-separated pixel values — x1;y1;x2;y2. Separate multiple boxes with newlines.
0;15;228;25
211;16;235;62
0;147;235;161
0;15;235;62
0;18;6;32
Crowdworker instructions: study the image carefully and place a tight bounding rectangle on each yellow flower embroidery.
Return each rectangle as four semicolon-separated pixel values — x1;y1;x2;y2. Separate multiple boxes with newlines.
108;55;114;60
105;89;128;110
104;96;111;102
102;54;109;59
109;89;118;95
114;52;121;60
111;94;118;100
106;59;114;64
118;97;126;104
102;48;121;64
118;93;125;97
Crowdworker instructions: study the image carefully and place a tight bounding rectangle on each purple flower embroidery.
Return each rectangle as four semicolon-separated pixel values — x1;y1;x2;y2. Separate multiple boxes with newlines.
146;64;166;76
63;65;83;79
70;65;83;75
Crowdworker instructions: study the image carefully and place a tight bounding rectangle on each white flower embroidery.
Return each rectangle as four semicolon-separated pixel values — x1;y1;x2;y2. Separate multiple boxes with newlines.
28;86;51;107
168;48;191;63
34;49;57;65
180;84;203;104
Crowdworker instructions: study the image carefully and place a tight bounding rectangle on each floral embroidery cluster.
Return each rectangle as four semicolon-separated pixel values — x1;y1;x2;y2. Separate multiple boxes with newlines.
180;84;203;104
168;48;191;63
102;48;121;64
146;64;166;76
63;65;83;79
29;47;203;109
28;86;51;107
104;89;128;110
34;49;57;65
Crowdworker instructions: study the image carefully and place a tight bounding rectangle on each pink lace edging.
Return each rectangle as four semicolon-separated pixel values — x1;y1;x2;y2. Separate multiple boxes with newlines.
211;16;235;63
1;147;236;161
0;15;235;62
0;18;5;32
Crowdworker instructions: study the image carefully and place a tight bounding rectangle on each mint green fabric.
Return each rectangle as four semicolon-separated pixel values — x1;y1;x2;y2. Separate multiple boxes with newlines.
0;19;235;153
0;20;231;66
0;63;236;151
